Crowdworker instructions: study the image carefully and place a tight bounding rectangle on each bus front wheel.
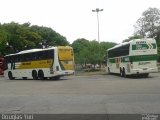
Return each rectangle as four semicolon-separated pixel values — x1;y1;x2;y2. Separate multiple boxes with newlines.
120;68;123;77
8;71;14;80
32;70;38;80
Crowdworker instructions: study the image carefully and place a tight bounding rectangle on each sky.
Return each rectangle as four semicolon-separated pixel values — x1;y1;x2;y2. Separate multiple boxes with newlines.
0;0;160;44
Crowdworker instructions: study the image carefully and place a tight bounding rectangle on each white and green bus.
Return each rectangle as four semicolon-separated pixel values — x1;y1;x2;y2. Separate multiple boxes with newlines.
106;38;158;77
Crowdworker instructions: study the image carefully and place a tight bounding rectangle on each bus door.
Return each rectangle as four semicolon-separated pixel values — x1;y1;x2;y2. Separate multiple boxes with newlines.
116;57;121;69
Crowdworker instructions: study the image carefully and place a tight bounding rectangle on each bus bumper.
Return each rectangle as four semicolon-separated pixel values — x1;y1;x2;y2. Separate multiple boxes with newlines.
56;70;75;76
130;67;158;75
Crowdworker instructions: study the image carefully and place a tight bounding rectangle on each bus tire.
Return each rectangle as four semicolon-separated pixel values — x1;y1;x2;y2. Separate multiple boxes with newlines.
32;70;38;80
108;67;110;74
120;68;123;77
143;73;149;78
8;71;14;80
38;70;44;80
23;77;27;80
123;68;126;78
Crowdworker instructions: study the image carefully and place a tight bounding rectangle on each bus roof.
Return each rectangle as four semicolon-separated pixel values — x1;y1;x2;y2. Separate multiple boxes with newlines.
106;38;155;51
5;46;73;57
5;47;55;57
107;42;129;51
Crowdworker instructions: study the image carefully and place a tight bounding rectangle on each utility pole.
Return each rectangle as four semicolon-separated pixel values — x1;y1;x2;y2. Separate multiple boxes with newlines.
92;8;103;43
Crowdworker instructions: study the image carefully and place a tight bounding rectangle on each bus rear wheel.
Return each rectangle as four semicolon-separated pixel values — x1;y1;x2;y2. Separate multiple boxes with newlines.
120;68;126;77
38;70;44;80
32;70;38;80
108;67;110;74
123;68;126;78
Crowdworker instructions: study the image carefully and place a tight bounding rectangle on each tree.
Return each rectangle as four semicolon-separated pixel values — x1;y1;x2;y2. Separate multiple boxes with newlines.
134;7;160;38
0;22;70;56
30;25;69;46
155;31;160;57
99;42;117;65
123;35;143;42
72;38;117;68
0;28;8;55
72;38;90;65
87;40;100;66
0;22;42;53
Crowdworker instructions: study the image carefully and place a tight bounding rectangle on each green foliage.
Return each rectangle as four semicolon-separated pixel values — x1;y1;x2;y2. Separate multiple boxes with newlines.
134;7;160;56
0;22;69;56
123;35;143;42
0;27;8;55
155;31;160;56
30;25;69;46
72;38;116;66
134;7;160;38
72;38;90;64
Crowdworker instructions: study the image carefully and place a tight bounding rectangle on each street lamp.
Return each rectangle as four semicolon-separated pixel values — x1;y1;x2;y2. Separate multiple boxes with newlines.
92;8;103;43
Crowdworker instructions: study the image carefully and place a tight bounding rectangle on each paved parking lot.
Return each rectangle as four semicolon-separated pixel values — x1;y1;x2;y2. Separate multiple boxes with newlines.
0;73;160;114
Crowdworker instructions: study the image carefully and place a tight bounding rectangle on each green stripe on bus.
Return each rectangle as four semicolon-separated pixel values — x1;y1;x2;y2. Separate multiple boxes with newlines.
109;58;115;63
129;54;157;62
108;54;157;63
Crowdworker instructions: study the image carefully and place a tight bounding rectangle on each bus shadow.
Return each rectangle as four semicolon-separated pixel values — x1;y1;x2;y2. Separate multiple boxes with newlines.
8;77;69;81
127;75;153;79
41;77;69;81
109;73;154;79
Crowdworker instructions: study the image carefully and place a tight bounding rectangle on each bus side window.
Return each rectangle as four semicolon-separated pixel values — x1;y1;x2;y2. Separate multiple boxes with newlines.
42;51;46;60
45;51;49;59
20;55;22;62
48;50;54;59
35;52;40;60
23;54;27;61
7;56;11;63
40;51;43;60
31;52;36;61
25;53;32;61
14;55;18;62
37;51;43;60
4;58;8;70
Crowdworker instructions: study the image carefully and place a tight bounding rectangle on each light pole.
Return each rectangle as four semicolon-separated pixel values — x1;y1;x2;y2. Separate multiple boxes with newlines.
92;8;103;43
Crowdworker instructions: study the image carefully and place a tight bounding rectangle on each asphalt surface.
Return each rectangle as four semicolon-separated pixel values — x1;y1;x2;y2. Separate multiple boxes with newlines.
0;73;160;114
